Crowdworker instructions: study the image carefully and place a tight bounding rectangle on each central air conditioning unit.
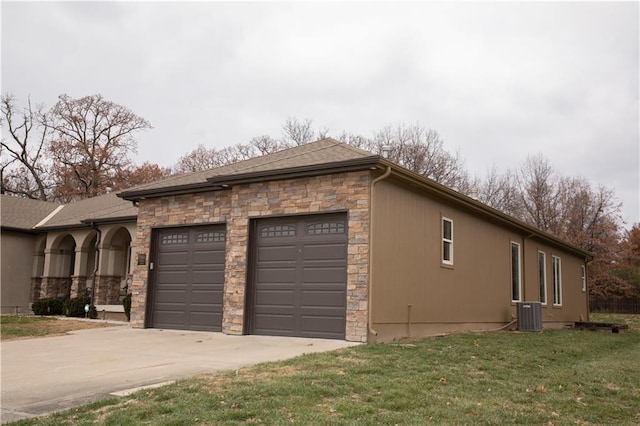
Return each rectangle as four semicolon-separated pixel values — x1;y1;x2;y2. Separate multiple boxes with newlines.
517;302;543;332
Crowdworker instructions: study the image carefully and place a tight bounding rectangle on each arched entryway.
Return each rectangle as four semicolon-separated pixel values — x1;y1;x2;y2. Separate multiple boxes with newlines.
40;234;76;299
95;226;133;305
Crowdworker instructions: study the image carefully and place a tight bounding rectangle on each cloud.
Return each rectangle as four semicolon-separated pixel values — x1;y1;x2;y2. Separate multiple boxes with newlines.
1;1;637;224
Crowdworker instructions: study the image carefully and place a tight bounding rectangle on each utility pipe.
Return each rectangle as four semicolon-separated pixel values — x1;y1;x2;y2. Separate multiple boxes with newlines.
368;165;392;338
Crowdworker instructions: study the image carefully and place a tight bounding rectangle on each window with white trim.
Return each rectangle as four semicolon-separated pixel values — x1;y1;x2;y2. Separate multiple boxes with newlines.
442;217;453;265
552;256;562;306
511;242;521;302
538;251;547;305
581;264;586;293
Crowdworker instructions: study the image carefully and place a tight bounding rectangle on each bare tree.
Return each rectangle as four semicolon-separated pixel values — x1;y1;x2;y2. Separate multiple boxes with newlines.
516;154;562;233
281;117;317;146
0;94;52;200
369;124;471;191
174;144;224;173
47;94;152;201
556;177;622;256
249;135;285;156
477;167;522;217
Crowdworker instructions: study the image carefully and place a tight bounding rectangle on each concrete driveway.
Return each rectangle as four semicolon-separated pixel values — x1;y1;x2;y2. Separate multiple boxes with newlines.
1;326;359;423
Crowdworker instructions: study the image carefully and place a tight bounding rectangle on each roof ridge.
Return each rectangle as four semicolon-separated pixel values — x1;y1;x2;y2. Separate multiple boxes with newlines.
231;138;344;174
33;204;65;229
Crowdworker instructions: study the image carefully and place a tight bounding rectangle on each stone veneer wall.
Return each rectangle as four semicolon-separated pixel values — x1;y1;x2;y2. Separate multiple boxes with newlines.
70;276;89;299
94;275;123;304
40;277;71;299
31;277;42;301
130;171;371;342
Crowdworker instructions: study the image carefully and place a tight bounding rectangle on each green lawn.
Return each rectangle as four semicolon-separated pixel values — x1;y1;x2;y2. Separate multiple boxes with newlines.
11;314;640;425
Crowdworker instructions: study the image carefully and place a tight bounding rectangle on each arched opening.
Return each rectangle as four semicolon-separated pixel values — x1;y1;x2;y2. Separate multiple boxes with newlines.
42;234;76;299
95;227;132;304
30;239;47;301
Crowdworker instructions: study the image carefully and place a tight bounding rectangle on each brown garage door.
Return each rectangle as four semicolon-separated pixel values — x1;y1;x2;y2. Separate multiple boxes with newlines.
248;213;347;339
149;225;225;332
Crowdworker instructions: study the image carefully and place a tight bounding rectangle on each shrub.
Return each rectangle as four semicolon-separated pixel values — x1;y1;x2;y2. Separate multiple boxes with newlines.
31;298;65;316
63;296;97;319
122;293;132;321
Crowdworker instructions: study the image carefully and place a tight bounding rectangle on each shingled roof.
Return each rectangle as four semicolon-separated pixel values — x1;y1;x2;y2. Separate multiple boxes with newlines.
0;195;61;232
119;138;379;200
38;192;138;229
1;192;137;232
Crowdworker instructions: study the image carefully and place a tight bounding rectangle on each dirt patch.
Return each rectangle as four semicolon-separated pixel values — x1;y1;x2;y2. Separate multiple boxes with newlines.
1;317;126;341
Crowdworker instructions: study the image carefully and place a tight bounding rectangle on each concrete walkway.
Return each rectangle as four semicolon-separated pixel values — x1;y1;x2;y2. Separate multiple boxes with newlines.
1;326;359;423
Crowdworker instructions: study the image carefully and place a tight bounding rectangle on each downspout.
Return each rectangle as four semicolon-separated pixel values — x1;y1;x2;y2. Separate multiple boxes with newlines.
368;165;392;337
89;222;102;308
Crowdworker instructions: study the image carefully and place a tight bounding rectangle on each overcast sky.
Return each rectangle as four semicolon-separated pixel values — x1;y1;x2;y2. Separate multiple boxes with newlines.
2;1;638;226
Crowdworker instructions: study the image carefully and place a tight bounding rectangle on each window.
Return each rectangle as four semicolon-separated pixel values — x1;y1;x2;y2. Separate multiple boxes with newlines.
511;242;521;302
442;218;453;265
196;231;225;243
581;264;586;293
161;233;188;245
538;251;547;304
260;224;296;238
307;221;345;235
552;256;562;306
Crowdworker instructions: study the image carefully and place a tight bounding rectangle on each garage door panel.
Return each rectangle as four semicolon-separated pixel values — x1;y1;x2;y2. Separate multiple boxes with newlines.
192;249;225;265
255;289;295;306
191;288;222;303
154;289;187;303
156;270;189;284
258;245;297;262
253;314;294;333
150;225;226;332
301;290;346;307
302;244;347;261
257;267;296;283
190;312;222;330
302;267;348;283
300;320;345;339
158;251;189;265
191;270;224;285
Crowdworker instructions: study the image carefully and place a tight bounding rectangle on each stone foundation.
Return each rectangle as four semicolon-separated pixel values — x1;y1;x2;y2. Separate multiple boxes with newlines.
40;277;72;299
70;276;89;298
94;275;123;304
30;277;42;301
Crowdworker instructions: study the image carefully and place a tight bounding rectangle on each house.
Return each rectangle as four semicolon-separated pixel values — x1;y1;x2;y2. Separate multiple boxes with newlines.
0;192;137;318
119;138;590;342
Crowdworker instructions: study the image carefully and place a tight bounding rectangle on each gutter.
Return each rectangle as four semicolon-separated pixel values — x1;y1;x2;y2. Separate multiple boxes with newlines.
368;165;392;338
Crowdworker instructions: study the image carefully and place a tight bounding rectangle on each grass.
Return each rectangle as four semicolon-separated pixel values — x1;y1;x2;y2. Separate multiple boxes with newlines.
1;316;123;341
10;314;640;425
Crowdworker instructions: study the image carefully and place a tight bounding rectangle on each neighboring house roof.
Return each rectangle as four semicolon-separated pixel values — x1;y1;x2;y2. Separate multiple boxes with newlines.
0;195;61;232
36;192;138;230
118;138;590;259
119;138;379;199
0;192;137;233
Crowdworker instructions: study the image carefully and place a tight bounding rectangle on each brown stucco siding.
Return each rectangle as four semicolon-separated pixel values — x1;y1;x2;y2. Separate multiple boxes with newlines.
370;179;587;341
130;171;371;342
1;231;37;314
